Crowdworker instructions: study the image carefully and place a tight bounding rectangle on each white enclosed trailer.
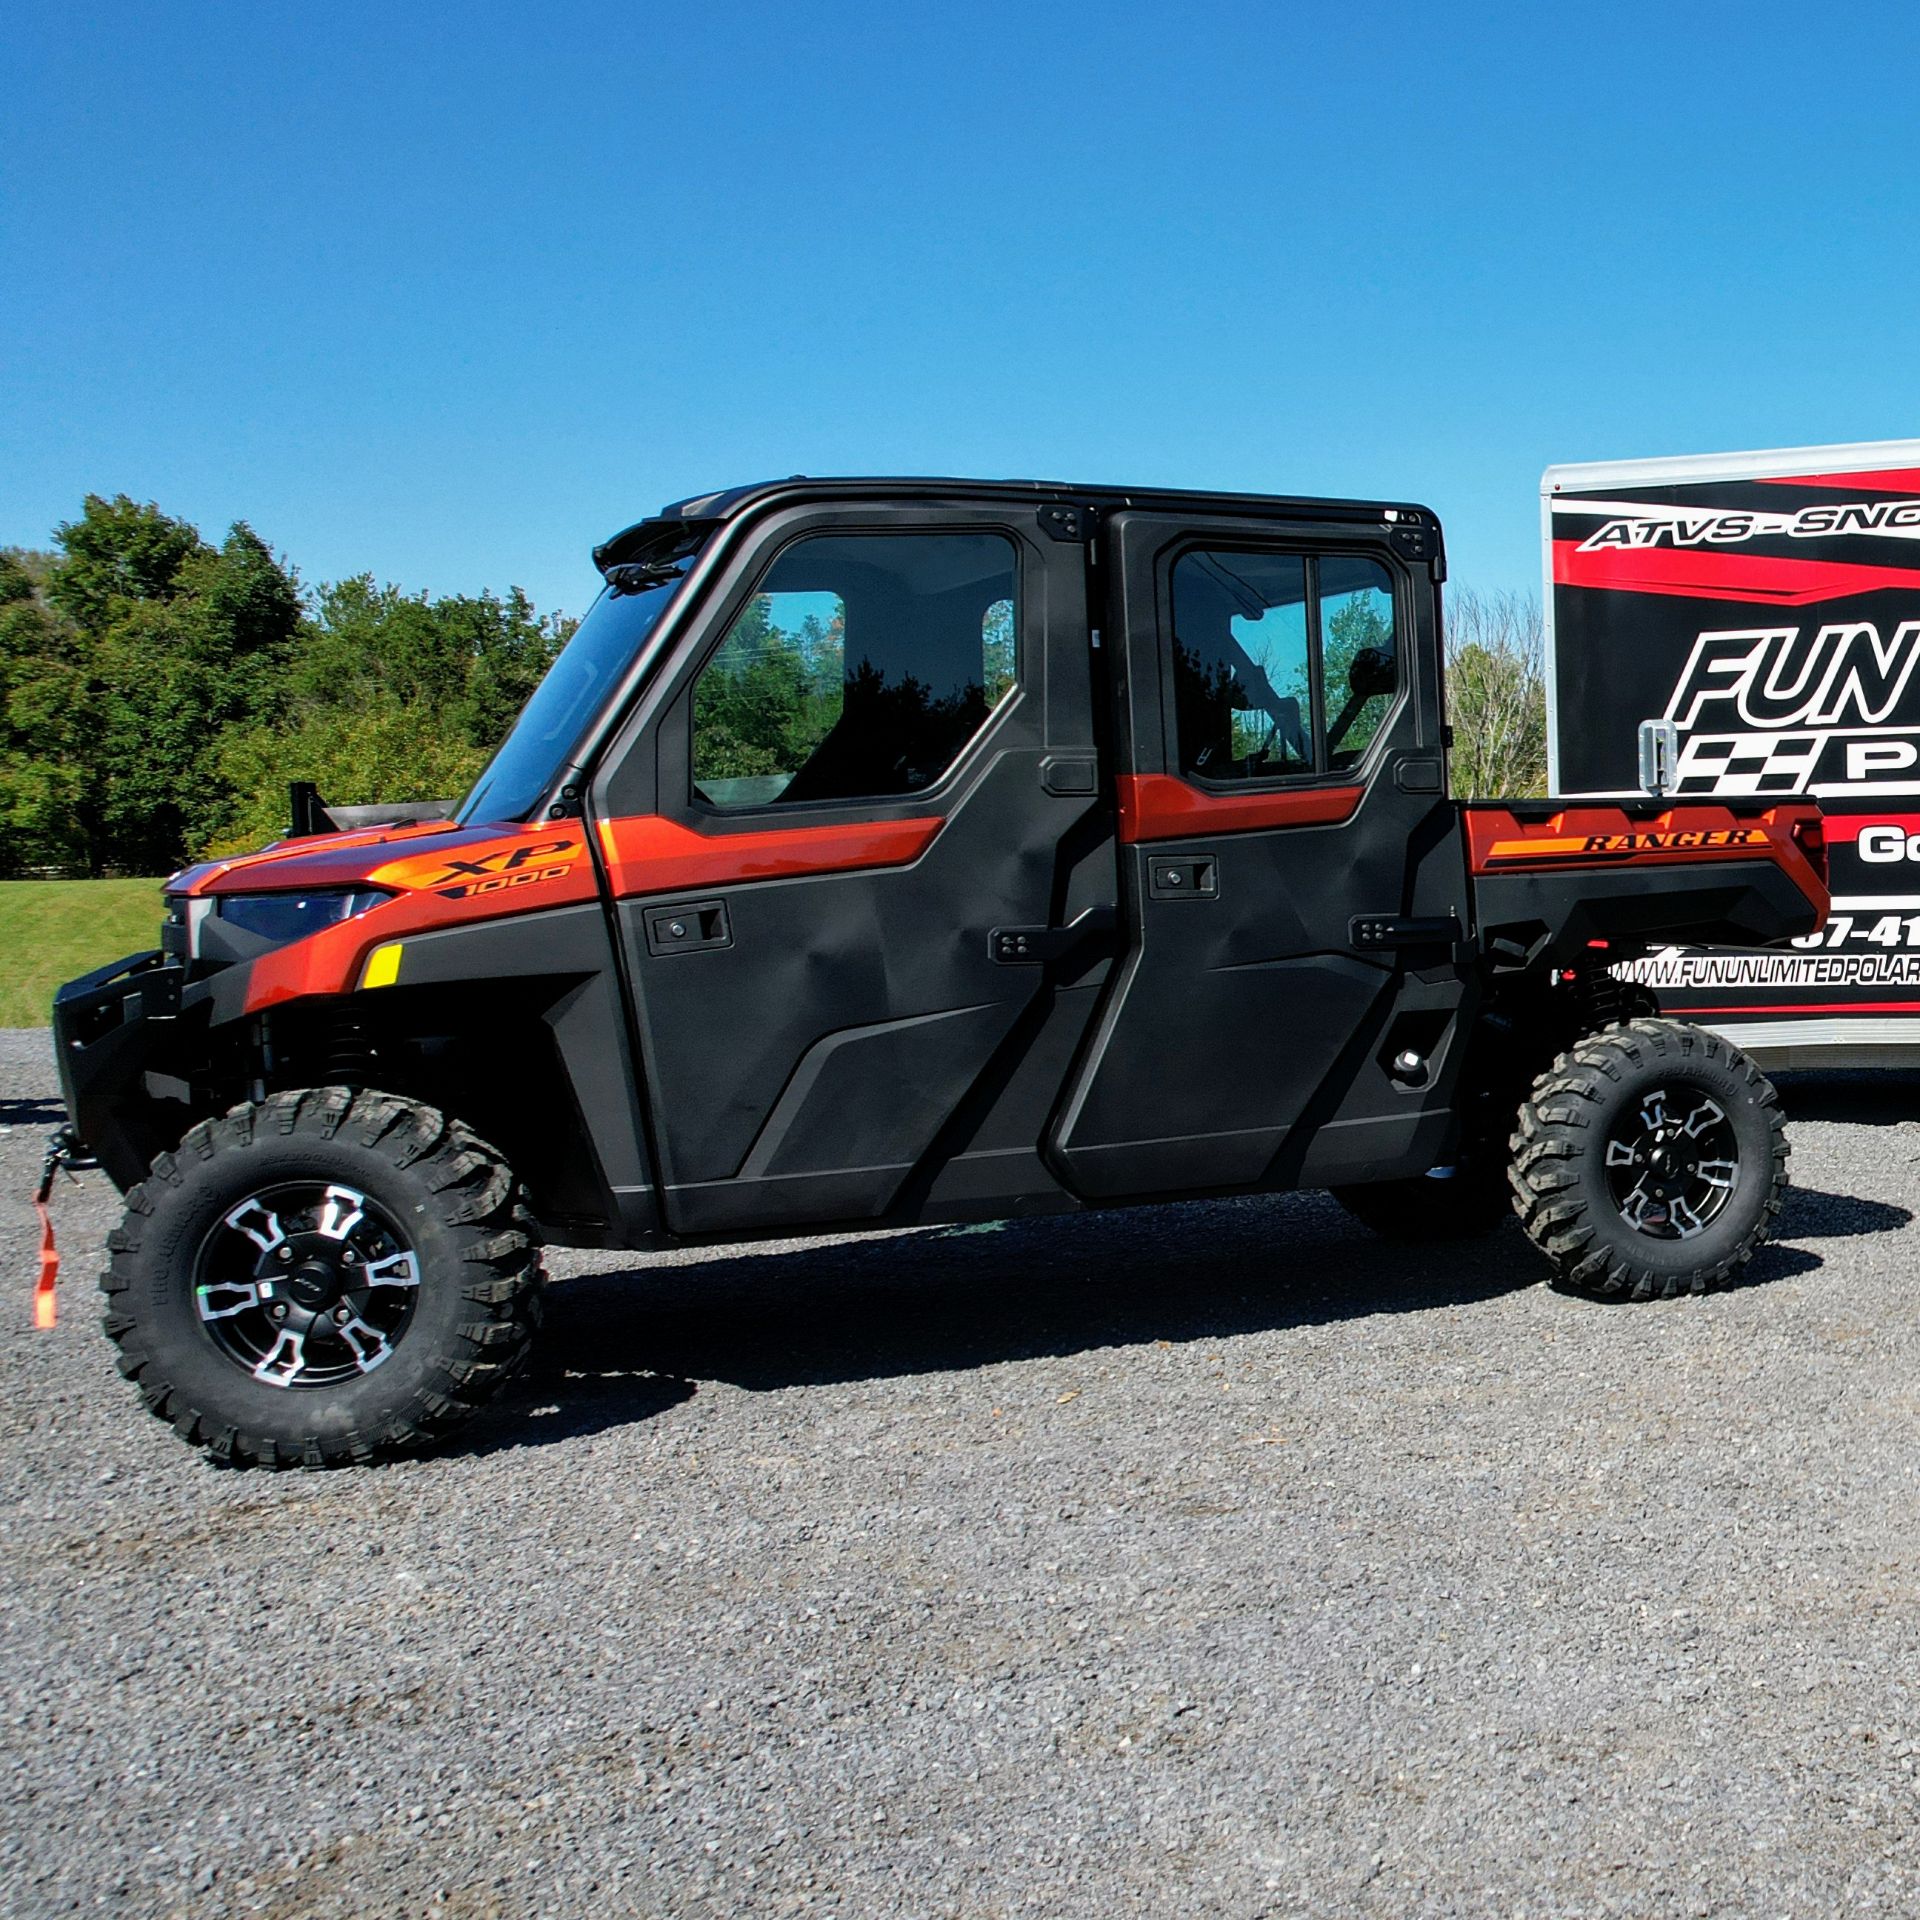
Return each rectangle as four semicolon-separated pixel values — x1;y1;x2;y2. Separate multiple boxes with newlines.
1544;438;1920;1068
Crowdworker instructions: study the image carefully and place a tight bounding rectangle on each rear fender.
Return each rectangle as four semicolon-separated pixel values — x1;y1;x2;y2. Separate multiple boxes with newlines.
1465;803;1828;965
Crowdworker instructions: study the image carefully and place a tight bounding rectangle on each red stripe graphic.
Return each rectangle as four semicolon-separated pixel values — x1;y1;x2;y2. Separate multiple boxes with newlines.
1820;814;1920;844
1754;467;1920;493
1553;540;1920;605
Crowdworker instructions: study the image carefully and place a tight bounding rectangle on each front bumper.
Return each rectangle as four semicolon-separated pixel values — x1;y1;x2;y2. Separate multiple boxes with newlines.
51;951;193;1190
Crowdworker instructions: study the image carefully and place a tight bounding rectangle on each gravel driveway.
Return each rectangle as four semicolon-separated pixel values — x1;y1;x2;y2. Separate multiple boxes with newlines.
3;1026;1919;1918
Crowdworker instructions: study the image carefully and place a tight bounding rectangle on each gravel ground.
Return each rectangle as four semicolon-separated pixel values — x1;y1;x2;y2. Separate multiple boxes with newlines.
3;1028;1920;1919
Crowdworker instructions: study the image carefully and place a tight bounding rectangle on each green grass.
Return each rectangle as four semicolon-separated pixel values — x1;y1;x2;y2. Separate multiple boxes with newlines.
0;878;167;1027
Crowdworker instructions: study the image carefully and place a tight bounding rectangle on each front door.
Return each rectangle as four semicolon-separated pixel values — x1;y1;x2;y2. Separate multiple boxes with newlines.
1051;510;1474;1198
588;499;1111;1235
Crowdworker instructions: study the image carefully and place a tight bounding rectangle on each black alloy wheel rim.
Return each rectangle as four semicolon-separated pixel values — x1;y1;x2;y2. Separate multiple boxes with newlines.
192;1182;421;1389
1602;1085;1741;1241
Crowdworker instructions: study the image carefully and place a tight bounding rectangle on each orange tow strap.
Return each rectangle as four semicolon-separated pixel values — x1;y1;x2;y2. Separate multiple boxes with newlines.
32;1126;79;1331
33;1197;58;1329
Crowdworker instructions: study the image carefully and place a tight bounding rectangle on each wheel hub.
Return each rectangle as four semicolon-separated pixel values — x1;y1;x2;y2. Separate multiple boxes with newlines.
1603;1087;1740;1241
276;1239;348;1312
193;1182;422;1389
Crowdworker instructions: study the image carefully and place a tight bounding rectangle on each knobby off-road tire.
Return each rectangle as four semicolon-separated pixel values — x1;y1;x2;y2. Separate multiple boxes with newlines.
1332;1160;1513;1241
1510;1018;1786;1301
100;1088;545;1467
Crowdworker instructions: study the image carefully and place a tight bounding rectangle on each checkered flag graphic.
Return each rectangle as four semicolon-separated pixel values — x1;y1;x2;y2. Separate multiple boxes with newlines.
1670;732;1818;796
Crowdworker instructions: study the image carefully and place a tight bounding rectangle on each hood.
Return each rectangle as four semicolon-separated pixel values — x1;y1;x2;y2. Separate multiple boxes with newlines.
171;820;486;897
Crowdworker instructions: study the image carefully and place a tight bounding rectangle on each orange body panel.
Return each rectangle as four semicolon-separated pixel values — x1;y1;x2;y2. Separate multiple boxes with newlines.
1115;775;1363;844
230;813;946;1014
594;813;943;897
240;823;601;1012
1464;802;1830;916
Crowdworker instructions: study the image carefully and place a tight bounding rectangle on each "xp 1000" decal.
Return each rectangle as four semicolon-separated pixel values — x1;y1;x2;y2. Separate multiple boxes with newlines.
415;838;581;901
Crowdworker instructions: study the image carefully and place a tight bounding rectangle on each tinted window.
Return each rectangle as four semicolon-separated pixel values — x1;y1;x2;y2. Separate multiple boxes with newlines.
1170;549;1396;782
693;532;1017;808
460;569;689;824
1318;557;1397;769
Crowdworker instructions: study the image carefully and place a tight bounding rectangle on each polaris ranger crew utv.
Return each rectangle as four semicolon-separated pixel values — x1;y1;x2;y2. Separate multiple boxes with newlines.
49;477;1830;1466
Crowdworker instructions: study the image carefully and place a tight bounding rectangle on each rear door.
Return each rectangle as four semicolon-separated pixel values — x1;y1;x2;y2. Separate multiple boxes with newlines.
587;497;1113;1235
1051;510;1473;1197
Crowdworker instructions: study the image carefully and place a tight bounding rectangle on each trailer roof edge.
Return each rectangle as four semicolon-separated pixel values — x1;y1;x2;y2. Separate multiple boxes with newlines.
1542;436;1920;493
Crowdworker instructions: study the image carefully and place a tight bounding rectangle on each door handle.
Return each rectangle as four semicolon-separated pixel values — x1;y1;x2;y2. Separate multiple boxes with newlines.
1148;856;1217;900
1349;913;1462;951
644;900;733;955
988;905;1117;965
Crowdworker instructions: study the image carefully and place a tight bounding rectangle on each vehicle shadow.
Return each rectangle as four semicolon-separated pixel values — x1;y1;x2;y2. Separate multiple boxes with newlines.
0;1097;66;1130
449;1188;1833;1458
1775;1182;1911;1240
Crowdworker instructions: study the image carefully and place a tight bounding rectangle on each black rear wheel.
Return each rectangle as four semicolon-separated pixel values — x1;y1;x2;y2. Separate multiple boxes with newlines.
101;1088;545;1466
1510;1018;1786;1300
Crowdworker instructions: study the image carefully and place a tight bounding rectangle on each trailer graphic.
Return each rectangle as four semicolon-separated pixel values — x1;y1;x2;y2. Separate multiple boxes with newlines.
1546;439;1920;1066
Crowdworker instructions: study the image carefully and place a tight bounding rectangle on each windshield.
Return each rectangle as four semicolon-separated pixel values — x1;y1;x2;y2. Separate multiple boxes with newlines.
458;564;692;824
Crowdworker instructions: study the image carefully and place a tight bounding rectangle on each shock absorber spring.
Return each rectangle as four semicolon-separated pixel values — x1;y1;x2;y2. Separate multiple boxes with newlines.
326;1014;379;1085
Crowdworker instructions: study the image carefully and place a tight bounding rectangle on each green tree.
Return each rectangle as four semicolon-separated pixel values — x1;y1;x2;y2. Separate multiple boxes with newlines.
0;550;93;875
3;495;578;872
64;506;303;870
207;576;573;853
1444;589;1547;798
44;494;204;630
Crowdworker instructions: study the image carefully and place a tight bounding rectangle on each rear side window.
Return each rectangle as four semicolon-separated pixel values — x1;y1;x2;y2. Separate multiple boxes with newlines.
692;531;1017;808
1170;549;1397;782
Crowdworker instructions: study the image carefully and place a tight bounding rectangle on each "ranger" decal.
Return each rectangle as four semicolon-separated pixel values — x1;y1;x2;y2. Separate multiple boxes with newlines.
1480;827;1767;866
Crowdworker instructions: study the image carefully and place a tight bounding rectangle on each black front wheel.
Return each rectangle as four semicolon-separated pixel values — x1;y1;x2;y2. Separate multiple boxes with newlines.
101;1088;545;1466
1509;1018;1786;1300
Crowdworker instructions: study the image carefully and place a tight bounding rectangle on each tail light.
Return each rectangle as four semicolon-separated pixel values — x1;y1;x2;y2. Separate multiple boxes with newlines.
1789;813;1827;889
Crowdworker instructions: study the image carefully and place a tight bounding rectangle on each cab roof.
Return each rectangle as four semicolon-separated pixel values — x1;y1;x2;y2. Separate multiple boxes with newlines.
652;473;1436;524
596;475;1440;571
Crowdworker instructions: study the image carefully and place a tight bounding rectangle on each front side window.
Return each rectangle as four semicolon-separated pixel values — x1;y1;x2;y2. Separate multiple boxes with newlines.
1170;549;1397;783
692;531;1017;808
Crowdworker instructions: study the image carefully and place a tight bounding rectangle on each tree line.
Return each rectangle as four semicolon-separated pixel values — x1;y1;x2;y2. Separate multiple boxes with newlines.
0;495;1547;879
0;495;574;876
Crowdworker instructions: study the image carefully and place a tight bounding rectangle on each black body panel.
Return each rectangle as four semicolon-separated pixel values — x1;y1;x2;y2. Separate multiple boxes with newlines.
52;952;194;1190
1052;510;1474;1199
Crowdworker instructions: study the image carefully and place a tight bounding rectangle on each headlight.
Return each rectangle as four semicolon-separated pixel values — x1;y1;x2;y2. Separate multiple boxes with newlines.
163;887;393;968
215;889;390;944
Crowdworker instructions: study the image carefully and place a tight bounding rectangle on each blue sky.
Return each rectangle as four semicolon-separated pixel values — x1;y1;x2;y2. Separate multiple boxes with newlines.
6;2;1920;620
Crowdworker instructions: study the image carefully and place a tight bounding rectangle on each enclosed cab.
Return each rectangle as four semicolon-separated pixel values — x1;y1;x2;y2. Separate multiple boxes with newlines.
51;478;1828;1465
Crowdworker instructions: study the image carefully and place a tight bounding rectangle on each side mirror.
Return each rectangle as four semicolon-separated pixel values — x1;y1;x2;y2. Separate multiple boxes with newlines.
1347;646;1397;700
1636;719;1679;797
